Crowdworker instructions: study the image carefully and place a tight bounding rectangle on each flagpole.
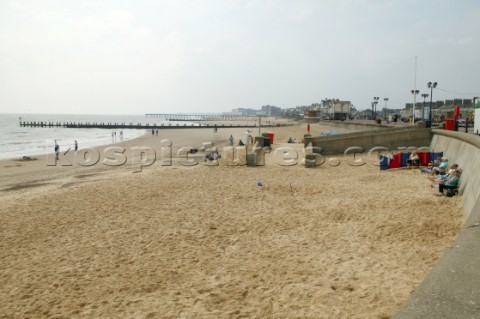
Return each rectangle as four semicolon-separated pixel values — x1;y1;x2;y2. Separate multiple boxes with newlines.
413;56;417;125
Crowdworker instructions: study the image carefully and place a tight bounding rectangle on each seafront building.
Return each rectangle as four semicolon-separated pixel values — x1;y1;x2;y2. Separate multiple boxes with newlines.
228;105;282;117
226;97;478;123
403;98;476;122
303;99;352;121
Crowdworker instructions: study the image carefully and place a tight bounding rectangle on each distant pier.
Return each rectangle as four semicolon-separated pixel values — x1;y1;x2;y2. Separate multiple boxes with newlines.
19;121;284;129
145;113;256;121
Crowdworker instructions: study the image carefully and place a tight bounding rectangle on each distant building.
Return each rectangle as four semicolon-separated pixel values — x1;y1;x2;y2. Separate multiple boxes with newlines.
261;105;283;117
304;110;318;118
331;100;351;120
400;105;413;120
284;106;309;119
319;99;333;119
230;108;258;116
315;99;351;120
402;98;474;121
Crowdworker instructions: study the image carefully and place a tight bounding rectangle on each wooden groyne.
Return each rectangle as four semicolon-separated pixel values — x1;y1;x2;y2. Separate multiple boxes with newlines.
145;113;257;121
19;121;286;129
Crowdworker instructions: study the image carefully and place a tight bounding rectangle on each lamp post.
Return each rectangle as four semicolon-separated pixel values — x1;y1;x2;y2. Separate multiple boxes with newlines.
383;98;388;119
373;97;379;120
421;93;429;121
411;90;419;124
427;82;437;126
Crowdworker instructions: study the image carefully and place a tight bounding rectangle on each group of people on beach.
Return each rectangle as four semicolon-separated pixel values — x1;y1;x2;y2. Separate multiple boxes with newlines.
427;159;461;196
54;140;78;160
112;131;124;142
54;129;130;160
408;152;462;197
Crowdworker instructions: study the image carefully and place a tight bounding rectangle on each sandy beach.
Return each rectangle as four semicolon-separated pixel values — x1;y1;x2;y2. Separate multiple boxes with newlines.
0;123;464;318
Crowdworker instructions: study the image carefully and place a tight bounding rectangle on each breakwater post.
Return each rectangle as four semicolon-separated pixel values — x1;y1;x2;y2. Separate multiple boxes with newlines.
19;121;287;130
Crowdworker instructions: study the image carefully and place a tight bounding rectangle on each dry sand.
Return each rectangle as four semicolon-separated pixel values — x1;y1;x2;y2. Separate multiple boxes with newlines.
0;123;464;318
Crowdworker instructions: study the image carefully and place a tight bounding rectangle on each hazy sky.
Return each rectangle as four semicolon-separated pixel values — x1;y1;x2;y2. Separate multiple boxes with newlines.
1;0;479;115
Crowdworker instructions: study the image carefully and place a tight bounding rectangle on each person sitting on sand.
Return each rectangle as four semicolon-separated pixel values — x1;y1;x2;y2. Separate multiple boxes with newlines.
431;157;448;176
406;151;420;168
205;150;221;161
430;164;459;187
288;137;294;143
212;152;221;160
421;161;435;173
438;169;460;195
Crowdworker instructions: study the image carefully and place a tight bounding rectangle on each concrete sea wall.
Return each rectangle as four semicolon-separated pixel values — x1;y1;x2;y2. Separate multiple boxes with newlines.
305;126;432;155
395;130;480;318
318;120;387;132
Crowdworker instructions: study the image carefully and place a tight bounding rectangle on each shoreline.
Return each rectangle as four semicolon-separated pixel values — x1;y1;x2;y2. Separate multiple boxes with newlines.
0;116;297;162
0;129;149;162
0;119;309;166
0;124;284;199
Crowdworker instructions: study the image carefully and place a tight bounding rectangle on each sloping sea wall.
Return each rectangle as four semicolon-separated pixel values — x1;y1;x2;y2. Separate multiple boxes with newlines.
395;130;480;318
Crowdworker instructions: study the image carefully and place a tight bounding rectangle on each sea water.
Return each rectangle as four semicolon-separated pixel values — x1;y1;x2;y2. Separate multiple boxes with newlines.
0;113;192;160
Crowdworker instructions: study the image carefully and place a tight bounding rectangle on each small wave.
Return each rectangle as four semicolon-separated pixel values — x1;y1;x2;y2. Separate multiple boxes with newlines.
7;131;29;135
8;142;30;145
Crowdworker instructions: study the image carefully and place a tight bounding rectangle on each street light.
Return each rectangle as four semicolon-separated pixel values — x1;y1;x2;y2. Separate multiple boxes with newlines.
383;98;388;119
421;93;429;120
372;97;379;120
427;82;437;126
411;90;419;123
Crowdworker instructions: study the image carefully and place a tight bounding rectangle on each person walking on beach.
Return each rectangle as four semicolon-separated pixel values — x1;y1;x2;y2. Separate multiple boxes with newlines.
307;123;311;133
245;130;251;148
152;129;154;136
74;140;78;151
156;130;158;136
120;130;123;141
54;141;59;160
229;134;234;146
